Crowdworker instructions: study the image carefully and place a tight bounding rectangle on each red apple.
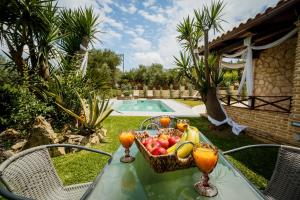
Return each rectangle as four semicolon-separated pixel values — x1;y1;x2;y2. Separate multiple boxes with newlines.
168;136;181;147
146;140;160;153
157;139;169;149
152;147;167;156
142;137;153;146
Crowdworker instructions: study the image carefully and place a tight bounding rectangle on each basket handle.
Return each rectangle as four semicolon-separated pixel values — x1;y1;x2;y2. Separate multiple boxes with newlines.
175;141;194;163
145;123;160;130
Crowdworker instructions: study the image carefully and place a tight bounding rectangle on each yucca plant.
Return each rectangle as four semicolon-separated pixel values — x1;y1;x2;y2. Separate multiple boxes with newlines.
56;91;113;136
174;0;227;122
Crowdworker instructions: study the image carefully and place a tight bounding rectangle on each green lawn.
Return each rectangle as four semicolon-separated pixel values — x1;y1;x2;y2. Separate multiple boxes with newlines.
53;116;277;190
175;99;203;107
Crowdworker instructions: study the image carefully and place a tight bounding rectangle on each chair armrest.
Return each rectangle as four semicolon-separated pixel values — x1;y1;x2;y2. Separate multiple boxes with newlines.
0;187;33;200
44;144;112;157
223;144;281;155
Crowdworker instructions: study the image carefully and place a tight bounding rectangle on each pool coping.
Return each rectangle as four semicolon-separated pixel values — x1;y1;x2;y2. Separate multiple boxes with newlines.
111;99;200;117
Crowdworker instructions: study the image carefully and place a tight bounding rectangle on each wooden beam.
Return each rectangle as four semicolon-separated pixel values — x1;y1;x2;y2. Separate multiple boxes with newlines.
197;0;300;54
210;26;294;55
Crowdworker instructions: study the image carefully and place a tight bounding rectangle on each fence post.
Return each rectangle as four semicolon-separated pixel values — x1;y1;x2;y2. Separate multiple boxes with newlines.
227;95;231;105
289;96;292;112
250;96;255;109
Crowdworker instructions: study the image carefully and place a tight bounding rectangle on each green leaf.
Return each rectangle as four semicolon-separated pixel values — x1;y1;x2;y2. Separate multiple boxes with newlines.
55;102;82;122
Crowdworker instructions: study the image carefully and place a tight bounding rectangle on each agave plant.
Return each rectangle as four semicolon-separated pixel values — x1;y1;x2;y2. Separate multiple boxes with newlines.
56;91;113;136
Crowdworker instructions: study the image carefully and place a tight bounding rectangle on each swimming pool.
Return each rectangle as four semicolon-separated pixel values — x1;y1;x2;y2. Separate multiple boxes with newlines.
116;100;174;112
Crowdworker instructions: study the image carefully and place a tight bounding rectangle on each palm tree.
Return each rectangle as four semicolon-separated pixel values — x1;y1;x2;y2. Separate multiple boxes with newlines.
174;0;226;122
0;0;99;80
59;7;99;60
0;0;60;80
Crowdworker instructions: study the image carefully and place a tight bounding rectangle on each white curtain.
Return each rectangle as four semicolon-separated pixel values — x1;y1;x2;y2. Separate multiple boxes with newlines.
220;61;245;69
220;28;298;96
222;49;246;58
208;28;298;135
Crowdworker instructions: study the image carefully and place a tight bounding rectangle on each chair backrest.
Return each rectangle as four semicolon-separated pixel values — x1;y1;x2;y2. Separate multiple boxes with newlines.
0;147;64;199
263;145;300;200
139;116;178;130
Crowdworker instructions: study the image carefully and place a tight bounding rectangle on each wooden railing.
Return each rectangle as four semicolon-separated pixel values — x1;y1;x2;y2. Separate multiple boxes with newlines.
218;94;292;113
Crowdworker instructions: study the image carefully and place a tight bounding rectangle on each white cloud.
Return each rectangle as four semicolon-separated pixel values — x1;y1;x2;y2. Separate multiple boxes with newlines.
103;17;124;30
138;10;166;24
101;28;122;43
117;3;137;14
125;30;137;37
125;25;145;38
128;4;138;14
135;25;145;35
143;0;156;7
130;37;152;51
154;0;279;68
58;0;97;9
134;52;163;66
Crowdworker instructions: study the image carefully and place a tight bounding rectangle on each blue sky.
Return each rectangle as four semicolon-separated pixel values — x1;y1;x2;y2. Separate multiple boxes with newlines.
2;0;279;71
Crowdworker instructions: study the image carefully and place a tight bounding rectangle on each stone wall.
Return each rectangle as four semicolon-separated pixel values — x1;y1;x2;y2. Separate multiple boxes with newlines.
291;22;300;121
254;36;297;96
252;36;297;111
224;106;300;146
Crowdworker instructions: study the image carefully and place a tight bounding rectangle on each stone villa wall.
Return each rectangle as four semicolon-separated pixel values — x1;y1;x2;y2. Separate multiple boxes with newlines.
252;36;297;112
254;37;297;96
224;24;300;146
224;106;299;146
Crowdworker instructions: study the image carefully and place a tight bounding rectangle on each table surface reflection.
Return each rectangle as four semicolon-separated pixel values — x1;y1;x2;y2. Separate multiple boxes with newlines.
83;131;264;200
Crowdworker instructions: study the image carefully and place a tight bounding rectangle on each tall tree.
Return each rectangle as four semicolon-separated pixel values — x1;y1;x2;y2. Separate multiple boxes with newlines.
0;0;99;80
59;7;98;64
88;49;121;87
174;0;226;121
0;0;59;80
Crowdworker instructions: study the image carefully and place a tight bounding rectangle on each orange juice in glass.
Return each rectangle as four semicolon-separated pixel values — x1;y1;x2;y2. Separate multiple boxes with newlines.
160;116;171;128
119;131;135;163
192;144;218;197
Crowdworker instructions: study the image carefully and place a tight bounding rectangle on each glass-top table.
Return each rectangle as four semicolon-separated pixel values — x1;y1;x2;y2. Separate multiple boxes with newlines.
83;131;265;200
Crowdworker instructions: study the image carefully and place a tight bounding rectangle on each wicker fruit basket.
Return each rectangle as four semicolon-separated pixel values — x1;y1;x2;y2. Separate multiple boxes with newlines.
134;128;195;173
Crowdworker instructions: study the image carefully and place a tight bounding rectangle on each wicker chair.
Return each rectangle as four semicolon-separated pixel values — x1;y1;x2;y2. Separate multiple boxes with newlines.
139;116;179;130
0;144;112;200
223;144;300;200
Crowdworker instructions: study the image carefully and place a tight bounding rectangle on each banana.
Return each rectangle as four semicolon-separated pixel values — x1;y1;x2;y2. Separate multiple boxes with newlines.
167;126;200;156
176;127;194;158
166;131;187;153
190;126;200;144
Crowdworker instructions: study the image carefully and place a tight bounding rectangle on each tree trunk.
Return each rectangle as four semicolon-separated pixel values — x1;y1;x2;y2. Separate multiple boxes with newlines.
202;87;226;121
204;30;210;86
79;35;89;55
40;59;50;80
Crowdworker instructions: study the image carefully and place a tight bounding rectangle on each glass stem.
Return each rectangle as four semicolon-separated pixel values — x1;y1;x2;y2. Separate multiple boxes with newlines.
201;173;210;187
125;148;130;157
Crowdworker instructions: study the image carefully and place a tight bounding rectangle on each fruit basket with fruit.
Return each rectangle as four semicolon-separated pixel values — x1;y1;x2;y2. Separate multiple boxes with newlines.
134;126;200;173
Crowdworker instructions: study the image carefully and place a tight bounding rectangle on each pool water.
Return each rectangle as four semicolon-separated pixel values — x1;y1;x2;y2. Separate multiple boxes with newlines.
116;100;174;112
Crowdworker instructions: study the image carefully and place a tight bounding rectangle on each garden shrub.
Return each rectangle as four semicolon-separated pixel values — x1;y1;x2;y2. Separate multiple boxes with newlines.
0;83;54;132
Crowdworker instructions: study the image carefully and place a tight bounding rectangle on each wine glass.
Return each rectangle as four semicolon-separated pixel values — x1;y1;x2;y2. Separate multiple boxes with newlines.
159;116;171;128
176;119;189;132
192;143;219;197
119;131;135;163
